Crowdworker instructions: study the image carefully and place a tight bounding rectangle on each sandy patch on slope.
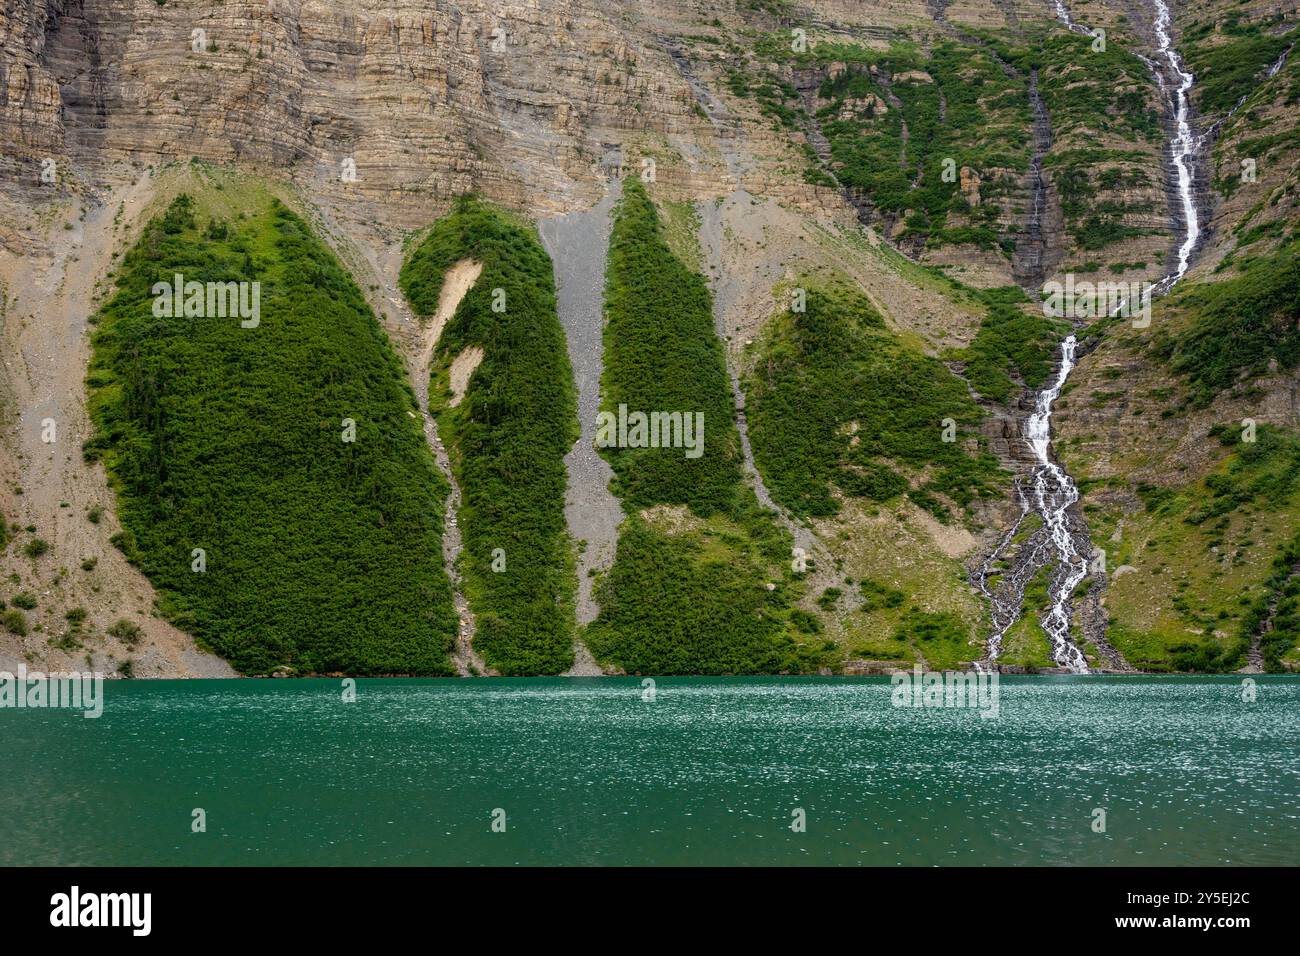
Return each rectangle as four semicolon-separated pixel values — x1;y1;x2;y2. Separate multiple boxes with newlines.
421;259;482;370
447;346;484;407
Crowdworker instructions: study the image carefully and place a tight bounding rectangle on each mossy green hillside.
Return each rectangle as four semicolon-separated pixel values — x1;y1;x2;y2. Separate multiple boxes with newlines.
86;190;457;675
400;196;578;676
586;177;835;674
1070;425;1300;672
586;511;834;675
743;278;1004;522
1151;237;1300;406
1182;16;1298;117
957;286;1065;404
816;503;987;668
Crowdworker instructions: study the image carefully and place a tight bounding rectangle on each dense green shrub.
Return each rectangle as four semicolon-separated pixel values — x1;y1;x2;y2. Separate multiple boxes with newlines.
585;521;830;674
744;279;1004;519
401;195;577;675
961;289;1064;403
2;610;26;637
1167;638;1249;674
860;579;906;611
1155;239;1300;403
587;178;832;674
598;178;744;514
86;193;458;675
1185;425;1300;525
107;618;143;646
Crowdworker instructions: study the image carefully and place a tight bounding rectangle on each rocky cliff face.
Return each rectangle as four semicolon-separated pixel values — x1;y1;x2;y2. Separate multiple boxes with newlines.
4;0;742;230
1;1;67;200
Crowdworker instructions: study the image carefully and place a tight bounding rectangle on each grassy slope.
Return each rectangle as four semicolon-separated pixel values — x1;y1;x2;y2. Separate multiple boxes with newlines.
1152;237;1300;405
1078;426;1300;672
955;286;1064;404
743;278;1004;522
585;178;835;675
1182;15;1298;117
87;190;457;675
400;196;577;676
816;507;988;669
1061;244;1300;671
739;277;1002;667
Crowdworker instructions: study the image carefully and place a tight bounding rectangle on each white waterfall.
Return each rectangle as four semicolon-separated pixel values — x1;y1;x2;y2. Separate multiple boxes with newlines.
1023;336;1091;672
1151;0;1201;292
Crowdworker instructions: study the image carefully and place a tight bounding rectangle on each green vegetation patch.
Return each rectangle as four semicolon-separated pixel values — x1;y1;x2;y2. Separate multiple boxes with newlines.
1153;238;1300;404
87;192;457;675
813;41;1030;249
1183;18;1297;117
401;195;578;676
1187;425;1300;526
1239;532;1300;672
890;608;976;670
1079;423;1300;672
980;30;1159;141
982;28;1163;252
587;178;832;674
958;287;1065;403
599;177;743;515
744;279;1004;521
586;518;831;674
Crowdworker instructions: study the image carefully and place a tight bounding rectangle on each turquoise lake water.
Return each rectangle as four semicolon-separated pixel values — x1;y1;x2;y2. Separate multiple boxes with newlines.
1;676;1296;866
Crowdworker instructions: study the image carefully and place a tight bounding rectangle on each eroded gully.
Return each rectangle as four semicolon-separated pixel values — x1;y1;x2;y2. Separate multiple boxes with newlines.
537;180;624;676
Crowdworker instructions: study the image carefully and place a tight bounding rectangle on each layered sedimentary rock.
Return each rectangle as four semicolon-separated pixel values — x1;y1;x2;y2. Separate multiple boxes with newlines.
3;0;736;225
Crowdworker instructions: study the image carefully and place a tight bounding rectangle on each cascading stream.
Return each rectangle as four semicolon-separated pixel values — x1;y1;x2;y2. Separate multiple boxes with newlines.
983;1;1206;671
977;335;1092;672
1150;0;1201;293
1052;1;1092;36
1022;335;1090;672
974;1;1099;672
